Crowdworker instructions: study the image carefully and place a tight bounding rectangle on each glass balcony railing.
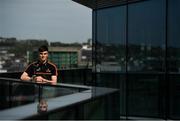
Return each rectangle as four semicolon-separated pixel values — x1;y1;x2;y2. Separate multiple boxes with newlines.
0;77;85;111
0;76;119;120
0;69;93;85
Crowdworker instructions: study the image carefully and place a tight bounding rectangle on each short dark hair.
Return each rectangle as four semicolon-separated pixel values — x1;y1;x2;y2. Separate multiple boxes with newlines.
38;45;48;52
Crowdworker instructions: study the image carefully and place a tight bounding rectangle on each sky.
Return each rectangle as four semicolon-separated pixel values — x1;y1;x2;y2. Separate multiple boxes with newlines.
0;0;92;43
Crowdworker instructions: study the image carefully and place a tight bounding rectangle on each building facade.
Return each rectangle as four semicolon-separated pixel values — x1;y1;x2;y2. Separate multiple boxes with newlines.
73;0;180;120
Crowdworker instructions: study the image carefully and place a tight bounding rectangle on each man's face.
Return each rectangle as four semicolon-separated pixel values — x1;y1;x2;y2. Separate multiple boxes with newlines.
38;99;48;113
39;51;48;62
39;102;48;112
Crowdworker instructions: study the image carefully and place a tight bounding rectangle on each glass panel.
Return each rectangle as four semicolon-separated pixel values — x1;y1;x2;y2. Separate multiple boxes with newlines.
84;98;105;120
128;0;166;72
127;0;165;118
0;81;36;110
95;6;126;117
168;0;180;119
128;73;162;117
169;74;180;119
0;81;11;110
96;6;126;73
0;78;82;111
96;73;125;116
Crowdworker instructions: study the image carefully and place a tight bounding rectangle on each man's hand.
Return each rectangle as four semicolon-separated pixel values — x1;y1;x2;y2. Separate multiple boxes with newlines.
34;76;56;85
35;76;44;83
35;76;50;84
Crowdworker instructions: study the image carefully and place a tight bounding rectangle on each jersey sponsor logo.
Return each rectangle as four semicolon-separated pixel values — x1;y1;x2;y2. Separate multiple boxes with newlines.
46;69;51;73
36;67;41;72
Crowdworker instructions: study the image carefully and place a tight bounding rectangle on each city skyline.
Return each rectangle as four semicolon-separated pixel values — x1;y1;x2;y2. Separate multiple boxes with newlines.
0;0;92;43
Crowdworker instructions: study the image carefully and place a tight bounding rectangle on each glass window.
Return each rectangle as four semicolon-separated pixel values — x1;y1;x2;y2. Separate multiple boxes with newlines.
95;6;126;116
128;0;166;72
168;0;180;119
96;6;126;73
127;0;166;118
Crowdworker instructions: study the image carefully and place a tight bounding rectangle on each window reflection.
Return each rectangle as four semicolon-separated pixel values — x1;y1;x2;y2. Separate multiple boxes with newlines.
37;99;48;113
168;0;180;72
96;6;126;72
169;0;180;119
128;0;165;72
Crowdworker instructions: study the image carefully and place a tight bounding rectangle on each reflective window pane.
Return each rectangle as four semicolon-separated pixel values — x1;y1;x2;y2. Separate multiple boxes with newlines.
128;0;166;72
168;0;180;119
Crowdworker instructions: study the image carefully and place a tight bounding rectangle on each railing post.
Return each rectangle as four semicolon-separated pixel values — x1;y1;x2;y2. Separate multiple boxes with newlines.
38;84;43;102
8;81;12;108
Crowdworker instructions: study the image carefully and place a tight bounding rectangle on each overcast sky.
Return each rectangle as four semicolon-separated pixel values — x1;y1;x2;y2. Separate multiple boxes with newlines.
0;0;92;43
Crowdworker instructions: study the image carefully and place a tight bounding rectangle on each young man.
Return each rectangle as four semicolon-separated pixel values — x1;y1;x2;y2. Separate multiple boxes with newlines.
20;45;58;85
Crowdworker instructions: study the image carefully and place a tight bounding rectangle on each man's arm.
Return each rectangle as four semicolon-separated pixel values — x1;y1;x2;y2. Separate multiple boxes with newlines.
21;73;57;85
42;76;57;85
20;72;32;81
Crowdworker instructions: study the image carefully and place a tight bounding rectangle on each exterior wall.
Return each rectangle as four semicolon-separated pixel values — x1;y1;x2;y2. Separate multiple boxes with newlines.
93;0;180;119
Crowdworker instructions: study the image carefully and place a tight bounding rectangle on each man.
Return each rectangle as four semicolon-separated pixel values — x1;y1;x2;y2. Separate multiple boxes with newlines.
20;45;58;85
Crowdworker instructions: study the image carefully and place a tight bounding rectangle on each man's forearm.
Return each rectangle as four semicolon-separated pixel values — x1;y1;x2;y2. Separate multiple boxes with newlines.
21;76;31;81
42;78;57;85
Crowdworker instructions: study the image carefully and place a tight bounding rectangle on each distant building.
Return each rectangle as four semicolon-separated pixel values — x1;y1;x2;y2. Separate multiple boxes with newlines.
48;46;81;69
79;44;92;68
